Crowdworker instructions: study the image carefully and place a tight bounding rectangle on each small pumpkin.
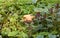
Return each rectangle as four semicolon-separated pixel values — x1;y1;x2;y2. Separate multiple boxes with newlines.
23;14;35;23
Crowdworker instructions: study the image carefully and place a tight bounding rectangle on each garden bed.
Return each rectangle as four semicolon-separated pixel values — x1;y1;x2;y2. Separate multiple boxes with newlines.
0;0;60;38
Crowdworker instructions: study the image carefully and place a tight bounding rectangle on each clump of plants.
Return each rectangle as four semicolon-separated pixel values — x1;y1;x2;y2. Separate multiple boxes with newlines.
0;0;60;38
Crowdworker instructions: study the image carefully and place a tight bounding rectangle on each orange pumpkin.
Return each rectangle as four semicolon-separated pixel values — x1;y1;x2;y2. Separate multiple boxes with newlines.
23;14;35;23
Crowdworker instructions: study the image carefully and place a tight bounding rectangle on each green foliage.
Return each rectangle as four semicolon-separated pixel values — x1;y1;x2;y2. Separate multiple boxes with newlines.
0;0;60;38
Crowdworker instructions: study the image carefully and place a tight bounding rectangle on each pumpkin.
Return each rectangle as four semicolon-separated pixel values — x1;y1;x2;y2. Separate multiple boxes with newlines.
23;14;35;23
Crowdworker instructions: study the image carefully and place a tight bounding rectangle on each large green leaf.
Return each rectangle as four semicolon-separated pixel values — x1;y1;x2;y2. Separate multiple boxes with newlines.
8;31;18;36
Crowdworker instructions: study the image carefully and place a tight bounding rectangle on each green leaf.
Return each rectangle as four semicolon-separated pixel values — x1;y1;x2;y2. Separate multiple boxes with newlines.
51;31;58;34
39;32;49;35
8;31;18;36
36;35;44;38
48;34;57;38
